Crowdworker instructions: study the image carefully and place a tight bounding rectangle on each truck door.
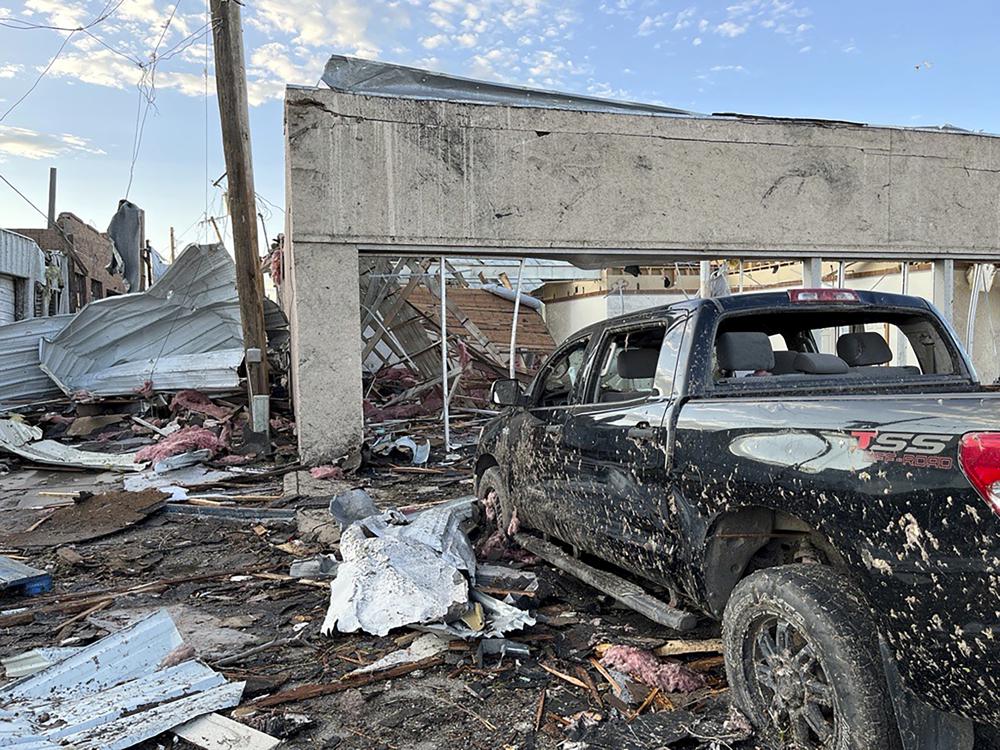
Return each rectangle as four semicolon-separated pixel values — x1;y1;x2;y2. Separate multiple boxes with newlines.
559;316;688;583
506;335;592;539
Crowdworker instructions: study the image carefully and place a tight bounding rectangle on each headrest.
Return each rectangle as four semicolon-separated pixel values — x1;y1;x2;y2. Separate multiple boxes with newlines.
617;348;658;379
716;332;774;372
793;352;849;374
837;332;893;366
772;350;798;375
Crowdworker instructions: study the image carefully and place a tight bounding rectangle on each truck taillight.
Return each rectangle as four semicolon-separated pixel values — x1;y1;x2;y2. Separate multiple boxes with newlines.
958;432;1000;517
788;288;860;303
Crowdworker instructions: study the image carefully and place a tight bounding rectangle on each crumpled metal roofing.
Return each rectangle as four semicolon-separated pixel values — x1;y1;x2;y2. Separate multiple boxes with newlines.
0;418;143;471
38;243;245;397
322;55;696;116
0;609;244;750
0;315;72;409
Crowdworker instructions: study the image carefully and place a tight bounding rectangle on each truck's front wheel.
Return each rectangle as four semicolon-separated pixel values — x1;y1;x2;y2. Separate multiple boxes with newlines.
722;564;900;750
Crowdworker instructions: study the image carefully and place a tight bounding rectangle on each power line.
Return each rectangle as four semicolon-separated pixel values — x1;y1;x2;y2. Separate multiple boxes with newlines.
0;0;126;32
124;0;183;199
0;171;50;222
0;31;75;123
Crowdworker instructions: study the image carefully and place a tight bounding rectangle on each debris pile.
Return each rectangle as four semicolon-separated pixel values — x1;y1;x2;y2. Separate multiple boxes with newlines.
359;258;553;423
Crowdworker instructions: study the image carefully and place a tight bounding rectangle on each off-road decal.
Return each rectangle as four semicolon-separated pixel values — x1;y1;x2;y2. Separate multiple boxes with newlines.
851;430;954;469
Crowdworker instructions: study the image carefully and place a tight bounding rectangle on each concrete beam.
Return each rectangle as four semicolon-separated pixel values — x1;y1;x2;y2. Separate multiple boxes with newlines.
802;258;823;287
286;86;1000;264
933;259;955;324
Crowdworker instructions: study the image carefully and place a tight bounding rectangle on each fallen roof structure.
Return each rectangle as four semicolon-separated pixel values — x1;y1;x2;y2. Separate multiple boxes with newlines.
0;315;73;409
38;243;245;397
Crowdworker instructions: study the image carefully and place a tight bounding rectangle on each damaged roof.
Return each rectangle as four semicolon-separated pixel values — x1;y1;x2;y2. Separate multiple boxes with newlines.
38;243;245;397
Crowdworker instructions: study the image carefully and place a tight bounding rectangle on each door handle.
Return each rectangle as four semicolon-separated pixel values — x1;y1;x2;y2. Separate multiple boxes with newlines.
627;426;656;440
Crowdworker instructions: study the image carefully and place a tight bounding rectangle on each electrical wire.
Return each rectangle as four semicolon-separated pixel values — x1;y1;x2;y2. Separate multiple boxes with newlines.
0;31;75;123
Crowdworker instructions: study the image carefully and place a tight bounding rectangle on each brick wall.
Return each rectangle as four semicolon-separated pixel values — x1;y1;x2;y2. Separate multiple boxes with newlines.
14;213;127;310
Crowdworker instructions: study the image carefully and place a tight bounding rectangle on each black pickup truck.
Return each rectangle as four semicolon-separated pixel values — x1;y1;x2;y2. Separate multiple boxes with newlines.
476;288;1000;750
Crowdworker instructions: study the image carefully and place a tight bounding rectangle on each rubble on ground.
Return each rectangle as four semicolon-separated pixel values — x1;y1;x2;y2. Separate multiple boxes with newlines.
0;254;758;748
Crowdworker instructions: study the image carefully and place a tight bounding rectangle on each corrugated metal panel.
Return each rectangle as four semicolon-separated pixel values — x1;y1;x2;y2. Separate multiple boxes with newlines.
0;314;72;408
0;229;45;282
38;243;246;397
0;609;244;750
0;418;143;471
0;275;14;325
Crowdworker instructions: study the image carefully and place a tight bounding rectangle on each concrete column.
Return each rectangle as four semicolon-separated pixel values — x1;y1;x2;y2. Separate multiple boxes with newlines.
287;240;364;464
933;259;955;324
803;258;823;287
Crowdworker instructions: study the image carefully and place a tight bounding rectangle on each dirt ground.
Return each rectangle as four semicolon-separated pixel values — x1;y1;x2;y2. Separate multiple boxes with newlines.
0;460;765;750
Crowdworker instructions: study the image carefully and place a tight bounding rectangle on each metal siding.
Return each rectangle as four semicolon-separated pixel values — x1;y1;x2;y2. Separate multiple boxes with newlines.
0;275;15;324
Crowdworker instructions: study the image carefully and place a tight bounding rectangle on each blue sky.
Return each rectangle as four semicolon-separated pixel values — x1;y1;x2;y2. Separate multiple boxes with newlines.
0;0;998;256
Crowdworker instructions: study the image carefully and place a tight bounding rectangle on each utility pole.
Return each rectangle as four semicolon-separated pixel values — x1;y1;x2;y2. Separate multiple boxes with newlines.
211;0;269;404
47;167;57;228
169;226;176;263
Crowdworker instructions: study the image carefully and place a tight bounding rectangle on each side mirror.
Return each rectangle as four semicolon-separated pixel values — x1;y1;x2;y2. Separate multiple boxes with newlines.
490;378;524;407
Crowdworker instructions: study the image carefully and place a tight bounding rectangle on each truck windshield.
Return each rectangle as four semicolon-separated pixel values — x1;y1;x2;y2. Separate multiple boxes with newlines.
713;308;966;385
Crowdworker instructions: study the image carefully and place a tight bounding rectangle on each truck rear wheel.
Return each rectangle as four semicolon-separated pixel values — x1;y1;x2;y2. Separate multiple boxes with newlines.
722;564;900;750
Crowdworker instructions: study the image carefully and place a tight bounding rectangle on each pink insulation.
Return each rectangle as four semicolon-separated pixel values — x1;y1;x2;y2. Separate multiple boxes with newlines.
170;390;231;420
310;465;346;480
601;644;705;693
135;426;227;463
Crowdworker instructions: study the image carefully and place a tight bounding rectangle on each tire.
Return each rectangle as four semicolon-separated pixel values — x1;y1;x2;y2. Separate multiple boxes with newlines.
722;564;901;750
477;465;513;531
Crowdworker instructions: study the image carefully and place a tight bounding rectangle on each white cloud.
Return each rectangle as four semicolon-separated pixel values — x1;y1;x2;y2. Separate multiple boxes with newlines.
454;32;478;47
249;0;380;54
637;13;666;36
710;64;746;72
799;45;811;53
421;33;448;49
715;21;747;37
692;36;702;45
0;124;104;160
0;64;23;79
673;7;696;31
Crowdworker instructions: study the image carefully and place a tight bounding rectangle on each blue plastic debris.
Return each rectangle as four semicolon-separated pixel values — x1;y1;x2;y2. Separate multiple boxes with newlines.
0;555;52;597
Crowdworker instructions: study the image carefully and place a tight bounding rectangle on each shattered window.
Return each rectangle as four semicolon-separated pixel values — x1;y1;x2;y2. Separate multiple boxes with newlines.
589;324;668;403
535;339;589;407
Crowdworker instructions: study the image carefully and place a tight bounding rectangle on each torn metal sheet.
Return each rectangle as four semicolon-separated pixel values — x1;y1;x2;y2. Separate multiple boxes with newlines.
345;633;450;677
107;200;144;293
123;465;236;493
38;243;246;397
0;418;143;472
1;648;81;679
321;496;533;638
321;521;470;636
371;435;431;465
289;554;339;579
0;609;244;750
322;55;695;117
0;315;73;409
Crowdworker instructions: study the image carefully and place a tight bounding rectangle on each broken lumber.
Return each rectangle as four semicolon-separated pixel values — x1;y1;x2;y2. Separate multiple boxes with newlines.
251;654;446;708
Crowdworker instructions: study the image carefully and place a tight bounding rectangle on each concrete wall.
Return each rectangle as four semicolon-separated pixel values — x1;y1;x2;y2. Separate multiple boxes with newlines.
285;83;1000;460
287;86;1000;263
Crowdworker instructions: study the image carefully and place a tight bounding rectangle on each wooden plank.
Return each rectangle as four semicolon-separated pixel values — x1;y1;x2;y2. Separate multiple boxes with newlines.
514;533;697;631
174;712;281;750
